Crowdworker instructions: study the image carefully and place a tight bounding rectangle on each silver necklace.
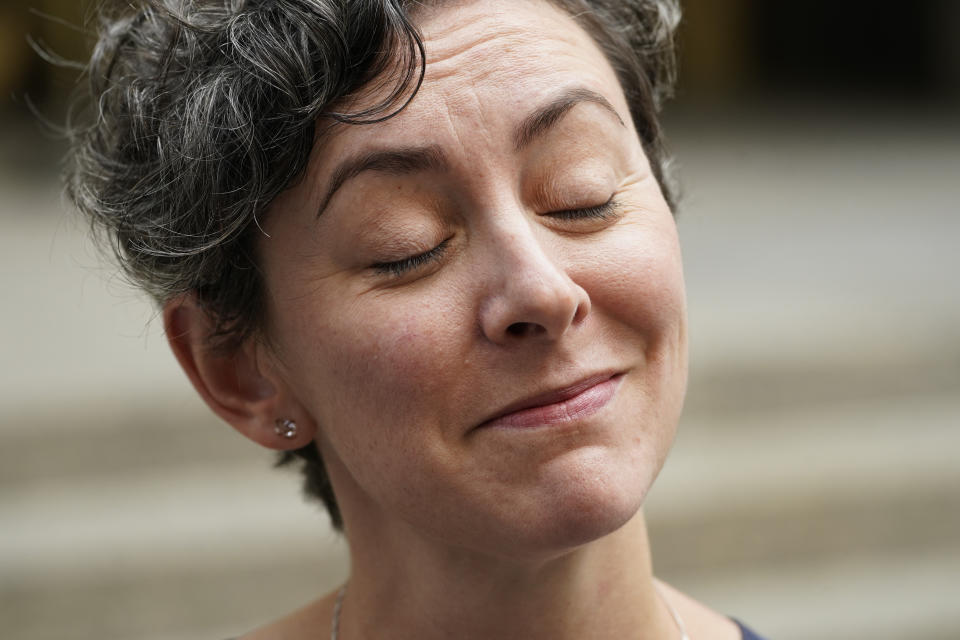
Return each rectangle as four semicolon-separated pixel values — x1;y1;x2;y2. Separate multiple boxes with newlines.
329;581;689;639
653;581;691;640
330;584;347;640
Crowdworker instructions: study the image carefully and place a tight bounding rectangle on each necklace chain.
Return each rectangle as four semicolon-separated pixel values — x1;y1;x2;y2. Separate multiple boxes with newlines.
330;584;347;640
329;581;689;640
653;581;691;640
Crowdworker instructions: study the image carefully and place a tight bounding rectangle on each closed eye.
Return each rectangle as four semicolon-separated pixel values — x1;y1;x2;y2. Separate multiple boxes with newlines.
371;238;451;277
548;197;619;221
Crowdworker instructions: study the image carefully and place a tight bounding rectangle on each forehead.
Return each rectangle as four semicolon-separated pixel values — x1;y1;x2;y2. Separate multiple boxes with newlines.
320;0;629;157
417;0;613;90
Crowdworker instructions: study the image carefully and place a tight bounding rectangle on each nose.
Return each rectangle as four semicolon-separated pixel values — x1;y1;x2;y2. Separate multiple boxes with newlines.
479;224;591;345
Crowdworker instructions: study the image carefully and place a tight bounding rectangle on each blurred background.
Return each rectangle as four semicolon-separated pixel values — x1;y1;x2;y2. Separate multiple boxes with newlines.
1;1;958;638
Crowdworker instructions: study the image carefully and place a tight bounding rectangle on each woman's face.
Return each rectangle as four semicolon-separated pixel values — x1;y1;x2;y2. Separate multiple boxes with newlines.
259;0;687;556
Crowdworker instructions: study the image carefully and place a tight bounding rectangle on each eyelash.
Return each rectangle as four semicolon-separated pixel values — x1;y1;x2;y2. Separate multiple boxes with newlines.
549;197;619;221
372;238;451;277
371;198;618;277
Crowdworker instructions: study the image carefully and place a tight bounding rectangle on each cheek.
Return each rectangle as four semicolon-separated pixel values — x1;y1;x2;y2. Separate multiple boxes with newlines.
577;216;689;428
281;290;469;431
579;218;687;336
280;292;478;521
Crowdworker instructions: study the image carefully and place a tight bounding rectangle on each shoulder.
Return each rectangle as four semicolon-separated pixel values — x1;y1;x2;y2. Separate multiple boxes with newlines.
233;589;340;640
655;579;744;640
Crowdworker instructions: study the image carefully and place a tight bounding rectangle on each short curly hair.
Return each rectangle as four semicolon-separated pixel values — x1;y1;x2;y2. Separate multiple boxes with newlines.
67;0;681;531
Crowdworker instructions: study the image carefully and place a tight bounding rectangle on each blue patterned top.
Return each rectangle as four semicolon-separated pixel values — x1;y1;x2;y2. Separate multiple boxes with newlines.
735;618;770;640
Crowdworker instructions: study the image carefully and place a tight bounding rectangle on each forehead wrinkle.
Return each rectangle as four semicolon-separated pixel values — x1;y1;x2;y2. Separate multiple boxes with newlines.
421;3;587;85
425;24;523;69
319;2;610;146
428;36;586;89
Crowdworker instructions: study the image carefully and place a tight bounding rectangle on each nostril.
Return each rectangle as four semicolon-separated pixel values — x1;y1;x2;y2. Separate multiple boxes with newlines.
506;322;544;337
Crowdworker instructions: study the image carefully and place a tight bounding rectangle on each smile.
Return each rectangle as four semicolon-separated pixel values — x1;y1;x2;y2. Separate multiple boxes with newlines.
477;373;624;430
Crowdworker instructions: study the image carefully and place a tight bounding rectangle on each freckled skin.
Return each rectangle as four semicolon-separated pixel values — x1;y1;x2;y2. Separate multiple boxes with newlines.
259;0;687;561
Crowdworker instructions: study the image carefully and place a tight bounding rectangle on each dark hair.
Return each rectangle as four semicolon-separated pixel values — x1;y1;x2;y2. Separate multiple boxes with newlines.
66;0;681;531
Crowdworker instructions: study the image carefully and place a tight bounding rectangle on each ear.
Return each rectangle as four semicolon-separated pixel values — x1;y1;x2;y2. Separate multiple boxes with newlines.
162;294;314;451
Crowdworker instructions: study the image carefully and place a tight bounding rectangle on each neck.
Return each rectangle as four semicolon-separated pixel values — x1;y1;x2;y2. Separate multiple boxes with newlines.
339;510;676;640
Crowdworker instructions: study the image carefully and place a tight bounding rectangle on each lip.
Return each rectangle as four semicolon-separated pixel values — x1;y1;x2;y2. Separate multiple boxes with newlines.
476;372;624;430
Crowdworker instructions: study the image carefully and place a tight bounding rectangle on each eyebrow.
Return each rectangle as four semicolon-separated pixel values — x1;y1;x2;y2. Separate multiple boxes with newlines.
513;87;625;151
316;87;625;218
316;145;448;218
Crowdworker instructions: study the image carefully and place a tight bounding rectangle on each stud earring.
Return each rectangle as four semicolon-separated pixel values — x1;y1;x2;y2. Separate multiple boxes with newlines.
274;418;297;439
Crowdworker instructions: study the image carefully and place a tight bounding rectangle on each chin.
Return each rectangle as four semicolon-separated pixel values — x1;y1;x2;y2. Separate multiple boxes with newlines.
539;491;644;553
478;450;657;559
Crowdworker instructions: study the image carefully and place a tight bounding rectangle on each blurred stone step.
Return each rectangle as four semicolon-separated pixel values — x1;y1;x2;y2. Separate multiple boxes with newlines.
646;391;960;568
684;344;960;418
651;391;960;516
668;546;960;640
2;556;348;640
0;394;256;488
